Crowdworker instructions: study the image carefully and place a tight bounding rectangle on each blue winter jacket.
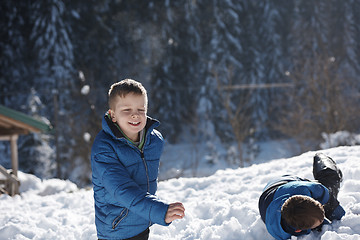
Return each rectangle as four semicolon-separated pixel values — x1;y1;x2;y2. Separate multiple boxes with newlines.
91;114;169;240
259;176;344;240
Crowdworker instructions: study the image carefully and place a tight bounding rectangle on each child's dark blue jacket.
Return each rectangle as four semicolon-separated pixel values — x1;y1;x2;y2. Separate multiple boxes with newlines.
91;114;169;240
258;176;345;240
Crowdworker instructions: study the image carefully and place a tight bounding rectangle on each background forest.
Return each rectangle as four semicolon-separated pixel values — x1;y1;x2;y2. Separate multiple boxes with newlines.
1;0;359;186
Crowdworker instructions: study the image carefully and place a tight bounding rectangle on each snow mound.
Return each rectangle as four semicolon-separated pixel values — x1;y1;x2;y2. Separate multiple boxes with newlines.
0;146;359;240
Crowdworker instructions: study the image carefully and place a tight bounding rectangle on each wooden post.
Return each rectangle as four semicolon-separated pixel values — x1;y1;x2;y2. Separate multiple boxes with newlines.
10;134;19;195
10;134;18;177
0;165;20;196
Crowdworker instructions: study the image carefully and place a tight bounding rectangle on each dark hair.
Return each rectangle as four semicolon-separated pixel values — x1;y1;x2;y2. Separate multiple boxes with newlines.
108;79;148;109
281;195;324;230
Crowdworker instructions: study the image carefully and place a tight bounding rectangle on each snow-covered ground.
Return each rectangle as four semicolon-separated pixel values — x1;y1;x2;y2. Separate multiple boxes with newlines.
159;139;299;180
1;146;360;240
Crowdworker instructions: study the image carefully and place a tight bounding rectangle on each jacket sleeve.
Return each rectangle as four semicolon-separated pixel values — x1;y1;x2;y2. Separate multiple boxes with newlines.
92;145;169;226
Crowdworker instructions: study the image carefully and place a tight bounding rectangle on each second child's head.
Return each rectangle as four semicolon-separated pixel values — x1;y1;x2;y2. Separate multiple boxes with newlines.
281;195;325;231
108;79;148;142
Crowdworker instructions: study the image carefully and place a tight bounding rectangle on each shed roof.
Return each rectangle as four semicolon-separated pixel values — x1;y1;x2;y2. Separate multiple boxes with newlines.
0;105;52;135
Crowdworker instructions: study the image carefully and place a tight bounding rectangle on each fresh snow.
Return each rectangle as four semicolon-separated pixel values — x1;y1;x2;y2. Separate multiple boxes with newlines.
1;146;360;240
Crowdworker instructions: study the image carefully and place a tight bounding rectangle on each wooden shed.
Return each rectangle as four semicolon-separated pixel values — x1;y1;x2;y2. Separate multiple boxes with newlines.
0;105;52;196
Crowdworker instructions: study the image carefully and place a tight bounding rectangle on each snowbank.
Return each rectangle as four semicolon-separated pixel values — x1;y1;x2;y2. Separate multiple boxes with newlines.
0;146;359;240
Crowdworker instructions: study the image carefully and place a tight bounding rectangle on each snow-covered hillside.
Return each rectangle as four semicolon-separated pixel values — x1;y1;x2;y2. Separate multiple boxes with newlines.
1;146;360;240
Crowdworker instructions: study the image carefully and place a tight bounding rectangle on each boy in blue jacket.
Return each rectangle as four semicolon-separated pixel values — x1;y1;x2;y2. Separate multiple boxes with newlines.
258;153;345;240
91;79;185;240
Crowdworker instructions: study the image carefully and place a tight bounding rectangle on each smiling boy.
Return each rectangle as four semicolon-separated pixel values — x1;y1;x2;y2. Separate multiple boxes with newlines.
109;88;147;143
91;79;185;240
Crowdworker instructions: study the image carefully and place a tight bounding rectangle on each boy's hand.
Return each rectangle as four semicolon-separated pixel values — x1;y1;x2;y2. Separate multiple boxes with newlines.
165;202;185;223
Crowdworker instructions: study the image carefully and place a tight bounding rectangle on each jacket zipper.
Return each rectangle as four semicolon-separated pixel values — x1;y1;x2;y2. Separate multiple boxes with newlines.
140;147;152;227
112;208;129;229
140;151;150;194
119;129;153;227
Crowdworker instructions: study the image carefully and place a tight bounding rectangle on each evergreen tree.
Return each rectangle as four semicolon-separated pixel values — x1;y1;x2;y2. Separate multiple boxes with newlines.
0;1;56;176
150;1;200;142
30;0;75;178
203;0;278;164
268;0;296;138
0;1;33;106
19;89;55;178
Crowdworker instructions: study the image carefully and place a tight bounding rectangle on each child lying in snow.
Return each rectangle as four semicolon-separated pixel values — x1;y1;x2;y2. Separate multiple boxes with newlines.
258;153;345;240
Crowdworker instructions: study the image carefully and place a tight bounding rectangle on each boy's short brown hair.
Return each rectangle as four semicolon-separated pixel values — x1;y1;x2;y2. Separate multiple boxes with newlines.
108;79;148;109
281;195;325;230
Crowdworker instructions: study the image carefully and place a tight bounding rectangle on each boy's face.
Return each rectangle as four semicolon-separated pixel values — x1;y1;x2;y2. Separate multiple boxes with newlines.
110;93;147;142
